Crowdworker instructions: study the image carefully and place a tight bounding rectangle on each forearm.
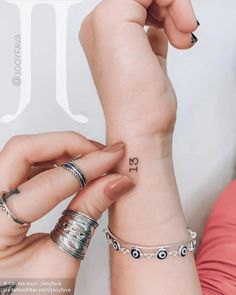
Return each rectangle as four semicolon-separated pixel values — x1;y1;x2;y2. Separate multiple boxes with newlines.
107;130;202;295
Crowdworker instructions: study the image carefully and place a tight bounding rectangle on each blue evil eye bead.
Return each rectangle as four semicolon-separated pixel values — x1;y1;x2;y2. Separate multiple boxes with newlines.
112;240;121;251
156;249;168;260
179;245;188;257
131;248;142;259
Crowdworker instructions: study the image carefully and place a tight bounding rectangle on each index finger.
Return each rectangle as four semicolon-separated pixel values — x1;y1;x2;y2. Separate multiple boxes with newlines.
0;132;103;191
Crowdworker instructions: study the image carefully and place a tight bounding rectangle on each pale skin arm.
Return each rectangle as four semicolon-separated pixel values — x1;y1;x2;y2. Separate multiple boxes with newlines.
79;0;202;294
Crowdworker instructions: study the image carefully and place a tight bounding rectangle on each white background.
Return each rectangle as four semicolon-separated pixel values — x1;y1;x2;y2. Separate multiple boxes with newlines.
0;0;236;294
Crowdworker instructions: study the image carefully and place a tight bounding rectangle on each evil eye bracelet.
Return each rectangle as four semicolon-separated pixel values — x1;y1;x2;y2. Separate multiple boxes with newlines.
104;227;197;260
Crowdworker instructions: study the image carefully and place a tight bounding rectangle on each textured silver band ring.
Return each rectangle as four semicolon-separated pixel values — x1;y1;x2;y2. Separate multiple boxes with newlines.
50;210;98;260
60;161;87;190
0;189;31;227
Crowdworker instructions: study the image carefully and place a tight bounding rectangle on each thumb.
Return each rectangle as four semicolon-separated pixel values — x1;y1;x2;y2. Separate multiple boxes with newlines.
68;173;135;220
45;173;135;278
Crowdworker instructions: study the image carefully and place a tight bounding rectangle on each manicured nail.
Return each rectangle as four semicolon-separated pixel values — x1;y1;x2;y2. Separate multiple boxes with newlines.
197;20;200;26
90;139;105;150
103;142;125;153
104;176;135;200
191;33;198;45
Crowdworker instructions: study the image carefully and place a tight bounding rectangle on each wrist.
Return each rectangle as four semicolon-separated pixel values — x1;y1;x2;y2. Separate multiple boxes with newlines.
107;133;186;244
106;130;174;161
104;92;177;140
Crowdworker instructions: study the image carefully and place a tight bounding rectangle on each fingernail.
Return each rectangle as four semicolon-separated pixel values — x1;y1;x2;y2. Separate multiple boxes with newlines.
90;139;105;150
197;20;200;26
104;176;135;200
103;142;125;153
191;33;198;45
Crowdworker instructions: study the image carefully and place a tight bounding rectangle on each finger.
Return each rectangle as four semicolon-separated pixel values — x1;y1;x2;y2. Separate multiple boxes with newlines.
147;3;197;49
32;140;105;167
154;0;198;33
163;15;198;49
28;139;105;178
0;132;102;191
44;173;135;273
168;0;198;33
68;173;135;220
0;142;126;246
147;2;168;24
146;14;163;28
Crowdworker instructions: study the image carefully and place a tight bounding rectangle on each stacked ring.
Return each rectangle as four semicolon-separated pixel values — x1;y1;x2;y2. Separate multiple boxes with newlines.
60;161;87;190
50;210;98;260
0;189;31;227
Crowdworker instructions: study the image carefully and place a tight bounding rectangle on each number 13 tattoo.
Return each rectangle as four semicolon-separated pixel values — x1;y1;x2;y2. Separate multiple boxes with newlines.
129;157;139;173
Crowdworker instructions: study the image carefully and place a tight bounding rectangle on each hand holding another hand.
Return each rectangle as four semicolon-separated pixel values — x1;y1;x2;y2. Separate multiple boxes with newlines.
0;132;134;289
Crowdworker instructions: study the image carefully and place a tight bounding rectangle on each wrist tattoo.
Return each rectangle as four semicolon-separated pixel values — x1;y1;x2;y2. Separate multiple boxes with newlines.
129;157;139;173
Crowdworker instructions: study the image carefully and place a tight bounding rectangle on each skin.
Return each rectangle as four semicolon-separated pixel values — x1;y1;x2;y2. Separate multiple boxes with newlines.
79;0;202;294
0;0;201;293
0;132;135;292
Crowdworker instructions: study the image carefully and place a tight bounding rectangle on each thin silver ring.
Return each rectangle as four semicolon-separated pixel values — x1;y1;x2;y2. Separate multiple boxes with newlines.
0;189;31;227
53;154;83;168
60;161;87;190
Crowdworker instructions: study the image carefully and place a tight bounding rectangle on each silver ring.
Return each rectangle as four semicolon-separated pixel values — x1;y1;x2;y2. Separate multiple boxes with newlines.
53;154;83;168
60;161;87;190
50;210;98;260
0;189;31;227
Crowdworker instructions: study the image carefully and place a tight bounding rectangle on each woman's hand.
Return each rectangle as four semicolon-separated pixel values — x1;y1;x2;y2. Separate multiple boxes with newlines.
0;132;135;288
146;0;199;47
79;0;199;141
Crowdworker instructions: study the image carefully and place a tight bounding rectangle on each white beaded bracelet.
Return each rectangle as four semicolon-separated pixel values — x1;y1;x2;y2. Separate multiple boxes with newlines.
104;227;197;260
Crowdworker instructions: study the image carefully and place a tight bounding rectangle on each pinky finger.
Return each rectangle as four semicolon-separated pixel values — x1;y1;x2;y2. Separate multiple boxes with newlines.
164;15;198;49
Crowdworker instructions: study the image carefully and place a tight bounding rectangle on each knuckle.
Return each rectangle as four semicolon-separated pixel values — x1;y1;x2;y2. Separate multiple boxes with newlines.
35;170;57;198
63;130;82;140
5;135;29;151
63;130;77;136
82;199;103;220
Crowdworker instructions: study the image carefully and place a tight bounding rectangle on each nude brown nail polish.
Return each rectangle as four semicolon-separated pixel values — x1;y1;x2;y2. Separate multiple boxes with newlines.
103;142;125;153
89;139;105;150
104;176;135;200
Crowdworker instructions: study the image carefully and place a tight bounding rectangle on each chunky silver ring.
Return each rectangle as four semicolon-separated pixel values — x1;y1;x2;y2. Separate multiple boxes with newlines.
50;210;98;260
0;189;31;227
60;161;87;190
